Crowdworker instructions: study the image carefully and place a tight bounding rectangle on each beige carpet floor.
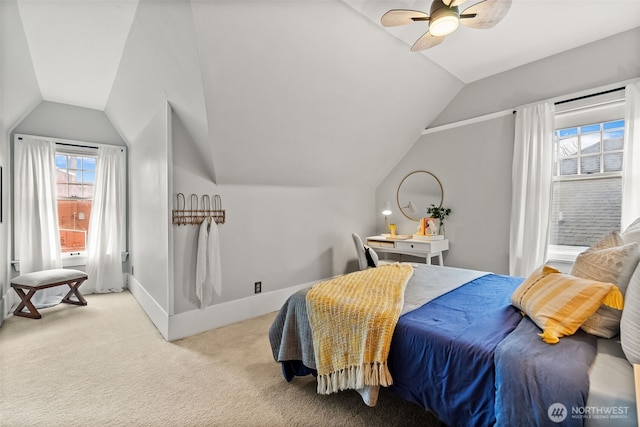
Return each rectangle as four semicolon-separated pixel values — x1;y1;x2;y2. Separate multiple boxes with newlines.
0;291;443;426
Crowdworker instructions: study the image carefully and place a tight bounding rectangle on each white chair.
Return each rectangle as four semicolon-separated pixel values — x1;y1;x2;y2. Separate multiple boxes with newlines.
352;233;370;270
352;233;393;270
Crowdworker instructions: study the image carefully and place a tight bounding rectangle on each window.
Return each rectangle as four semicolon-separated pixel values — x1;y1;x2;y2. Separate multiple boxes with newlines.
55;150;96;253
548;93;626;262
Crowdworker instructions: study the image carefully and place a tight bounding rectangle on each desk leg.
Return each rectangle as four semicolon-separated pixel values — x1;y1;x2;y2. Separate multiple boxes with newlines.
425;255;431;265
437;252;444;266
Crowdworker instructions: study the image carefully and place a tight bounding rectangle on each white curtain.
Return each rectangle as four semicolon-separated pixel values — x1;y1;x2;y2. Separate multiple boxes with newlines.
85;147;126;293
14;137;64;307
509;102;555;277
621;81;640;230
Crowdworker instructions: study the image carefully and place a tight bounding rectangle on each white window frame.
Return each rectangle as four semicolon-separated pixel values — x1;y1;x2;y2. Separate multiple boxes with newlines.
547;93;626;263
56;144;97;265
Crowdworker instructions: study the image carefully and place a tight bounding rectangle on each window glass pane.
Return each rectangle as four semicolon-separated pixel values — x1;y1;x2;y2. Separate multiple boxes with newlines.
82;184;94;198
83;156;96;171
558;137;578;158
580;133;601;154
67;156;80;170
558;127;578;138
603;120;624;130
603;130;624;151
603;152;623;172
580;123;601;134
581;155;600;174
549;178;622;247
56;169;68;185
57;183;68;198
560;158;578;175
68;184;83;198
55;154;67;169
83;170;96;184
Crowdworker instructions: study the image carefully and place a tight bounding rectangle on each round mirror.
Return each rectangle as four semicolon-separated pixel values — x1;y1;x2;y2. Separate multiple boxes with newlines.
396;170;443;221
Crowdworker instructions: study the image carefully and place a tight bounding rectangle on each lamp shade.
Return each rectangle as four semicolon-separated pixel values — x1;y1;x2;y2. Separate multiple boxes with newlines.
407;201;417;214
382;201;392;216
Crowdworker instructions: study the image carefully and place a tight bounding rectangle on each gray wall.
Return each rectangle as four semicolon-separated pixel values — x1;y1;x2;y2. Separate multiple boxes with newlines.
432;27;640;127
128;103;172;313
0;0;43;323
171;110;376;315
376;28;640;276
12;101;126;146
376;116;515;274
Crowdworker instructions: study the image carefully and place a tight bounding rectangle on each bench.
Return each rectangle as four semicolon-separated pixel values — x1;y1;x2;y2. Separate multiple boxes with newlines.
11;269;88;319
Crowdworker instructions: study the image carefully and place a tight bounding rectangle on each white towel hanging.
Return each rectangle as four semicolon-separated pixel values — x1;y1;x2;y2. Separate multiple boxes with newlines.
195;219;222;309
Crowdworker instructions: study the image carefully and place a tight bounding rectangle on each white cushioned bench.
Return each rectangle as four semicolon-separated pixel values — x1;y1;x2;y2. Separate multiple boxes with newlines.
11;269;88;319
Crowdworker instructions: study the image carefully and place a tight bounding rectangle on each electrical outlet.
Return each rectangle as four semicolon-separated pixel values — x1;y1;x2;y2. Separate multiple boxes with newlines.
254;281;262;294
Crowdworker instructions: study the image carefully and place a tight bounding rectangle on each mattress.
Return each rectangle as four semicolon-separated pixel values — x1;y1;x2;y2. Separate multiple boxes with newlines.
585;338;637;426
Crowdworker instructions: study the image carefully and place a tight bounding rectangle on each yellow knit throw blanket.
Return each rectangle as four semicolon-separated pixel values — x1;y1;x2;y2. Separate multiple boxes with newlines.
306;263;414;395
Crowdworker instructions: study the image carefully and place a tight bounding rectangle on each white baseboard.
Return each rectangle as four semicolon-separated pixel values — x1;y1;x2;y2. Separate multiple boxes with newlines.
167;282;314;341
127;275;170;340
127;274;315;342
0;295;5;325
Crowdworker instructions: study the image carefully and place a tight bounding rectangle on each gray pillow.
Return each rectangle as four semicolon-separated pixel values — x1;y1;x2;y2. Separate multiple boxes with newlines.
571;231;640;338
621;264;640;364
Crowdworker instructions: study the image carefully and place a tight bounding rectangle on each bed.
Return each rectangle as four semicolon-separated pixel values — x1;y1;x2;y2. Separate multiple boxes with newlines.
269;228;640;427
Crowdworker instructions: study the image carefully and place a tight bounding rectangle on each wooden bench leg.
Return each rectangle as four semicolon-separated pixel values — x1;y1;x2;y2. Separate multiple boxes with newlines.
12;288;42;319
61;278;88;306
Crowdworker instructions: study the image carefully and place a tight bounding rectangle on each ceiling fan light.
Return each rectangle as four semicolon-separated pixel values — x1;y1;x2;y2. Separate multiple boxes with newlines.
430;12;459;37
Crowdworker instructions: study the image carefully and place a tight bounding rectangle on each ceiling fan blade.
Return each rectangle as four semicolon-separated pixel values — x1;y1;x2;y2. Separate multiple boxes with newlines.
381;9;429;27
460;0;512;29
411;31;446;51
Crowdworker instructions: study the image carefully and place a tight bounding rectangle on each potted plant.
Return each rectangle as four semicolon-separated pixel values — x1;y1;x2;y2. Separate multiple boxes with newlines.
426;204;451;235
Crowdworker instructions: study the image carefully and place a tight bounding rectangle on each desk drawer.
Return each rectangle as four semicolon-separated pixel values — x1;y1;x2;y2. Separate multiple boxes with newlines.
367;240;395;249
396;241;429;251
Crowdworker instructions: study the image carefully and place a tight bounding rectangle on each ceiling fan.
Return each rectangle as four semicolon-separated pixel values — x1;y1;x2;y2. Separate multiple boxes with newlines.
381;0;512;51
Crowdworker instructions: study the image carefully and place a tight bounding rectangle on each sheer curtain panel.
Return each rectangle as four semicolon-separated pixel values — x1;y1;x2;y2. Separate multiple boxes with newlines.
85;147;126;293
621;82;640;230
14;137;64;307
509;102;555;277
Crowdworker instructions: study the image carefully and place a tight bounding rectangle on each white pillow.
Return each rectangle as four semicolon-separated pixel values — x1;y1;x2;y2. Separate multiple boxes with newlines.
622;217;640;246
621;264;640;364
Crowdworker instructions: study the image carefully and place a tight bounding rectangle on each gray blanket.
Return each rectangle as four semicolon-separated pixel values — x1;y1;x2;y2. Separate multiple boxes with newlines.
494;317;597;427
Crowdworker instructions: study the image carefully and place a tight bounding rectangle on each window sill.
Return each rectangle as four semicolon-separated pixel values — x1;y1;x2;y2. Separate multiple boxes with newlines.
12;252;128;272
547;244;588;263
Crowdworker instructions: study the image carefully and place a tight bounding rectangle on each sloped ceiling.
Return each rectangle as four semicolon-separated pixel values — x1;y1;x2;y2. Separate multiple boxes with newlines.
16;0;137;110
345;0;640;83
10;0;640;187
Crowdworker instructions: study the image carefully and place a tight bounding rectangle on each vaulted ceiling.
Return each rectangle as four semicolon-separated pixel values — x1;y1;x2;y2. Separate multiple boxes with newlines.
7;0;640;187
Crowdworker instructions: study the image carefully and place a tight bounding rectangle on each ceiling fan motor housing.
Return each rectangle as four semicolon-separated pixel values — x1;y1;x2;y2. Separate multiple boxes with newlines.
429;0;460;37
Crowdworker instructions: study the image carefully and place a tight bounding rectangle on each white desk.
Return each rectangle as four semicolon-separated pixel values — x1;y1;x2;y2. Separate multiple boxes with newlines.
366;236;449;266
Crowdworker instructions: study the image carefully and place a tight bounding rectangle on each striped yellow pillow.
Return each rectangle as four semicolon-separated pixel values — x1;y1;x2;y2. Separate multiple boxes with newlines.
512;265;624;344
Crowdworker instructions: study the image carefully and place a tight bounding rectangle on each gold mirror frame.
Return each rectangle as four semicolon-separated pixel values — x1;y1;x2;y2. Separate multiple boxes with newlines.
396;170;444;221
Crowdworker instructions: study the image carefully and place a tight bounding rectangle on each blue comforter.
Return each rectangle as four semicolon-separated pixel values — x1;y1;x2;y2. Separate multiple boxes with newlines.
387;274;523;427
